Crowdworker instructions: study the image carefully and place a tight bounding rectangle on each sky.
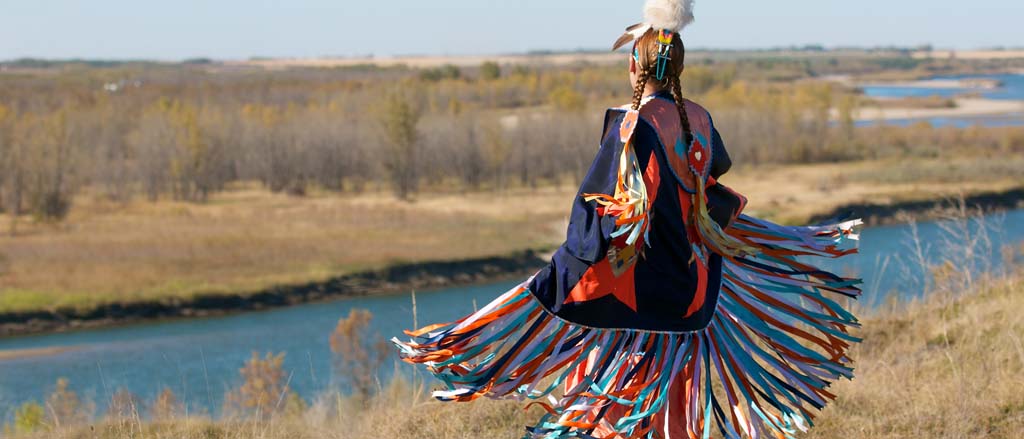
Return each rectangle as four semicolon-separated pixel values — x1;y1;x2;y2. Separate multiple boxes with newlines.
0;0;1021;60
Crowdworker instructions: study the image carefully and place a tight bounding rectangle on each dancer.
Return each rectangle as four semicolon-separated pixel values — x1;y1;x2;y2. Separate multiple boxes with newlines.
394;1;862;437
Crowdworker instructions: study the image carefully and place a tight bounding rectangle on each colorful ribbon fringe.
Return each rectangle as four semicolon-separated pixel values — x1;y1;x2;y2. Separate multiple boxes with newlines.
393;214;862;439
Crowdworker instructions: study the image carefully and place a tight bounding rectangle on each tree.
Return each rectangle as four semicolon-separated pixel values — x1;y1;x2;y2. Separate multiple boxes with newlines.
482;120;512;192
480;61;502;81
377;90;422;199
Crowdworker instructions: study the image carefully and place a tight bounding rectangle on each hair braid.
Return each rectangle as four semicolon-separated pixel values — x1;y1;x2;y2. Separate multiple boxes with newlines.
668;75;693;144
631;67;652;111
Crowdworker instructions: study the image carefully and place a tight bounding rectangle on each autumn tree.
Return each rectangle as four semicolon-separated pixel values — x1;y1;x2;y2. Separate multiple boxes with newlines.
330;308;389;403
378;90;422;199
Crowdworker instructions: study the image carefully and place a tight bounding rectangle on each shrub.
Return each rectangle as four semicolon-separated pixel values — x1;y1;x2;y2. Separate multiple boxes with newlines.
45;377;92;428
8;401;46;434
149;387;183;421
549;86;585;113
224;351;302;419
480;61;502;80
330;309;390;403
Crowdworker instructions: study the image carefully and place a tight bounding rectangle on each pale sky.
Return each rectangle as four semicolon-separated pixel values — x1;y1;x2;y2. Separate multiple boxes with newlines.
1;0;1021;60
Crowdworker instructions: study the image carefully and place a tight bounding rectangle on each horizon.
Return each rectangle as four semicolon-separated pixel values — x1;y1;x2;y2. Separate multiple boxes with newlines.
1;0;1021;61
3;44;1022;65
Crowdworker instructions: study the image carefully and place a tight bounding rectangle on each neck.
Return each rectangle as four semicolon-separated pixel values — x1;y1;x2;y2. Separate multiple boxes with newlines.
644;83;666;97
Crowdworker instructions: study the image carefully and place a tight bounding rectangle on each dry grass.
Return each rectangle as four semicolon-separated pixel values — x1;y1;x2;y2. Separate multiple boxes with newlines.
726;156;1024;225
806;276;1024;438
0;183;572;312
2;154;1021;313
10;272;1023;439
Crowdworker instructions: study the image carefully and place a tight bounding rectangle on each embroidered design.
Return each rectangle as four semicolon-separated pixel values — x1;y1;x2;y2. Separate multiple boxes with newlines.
619;109;640;143
687;131;711;179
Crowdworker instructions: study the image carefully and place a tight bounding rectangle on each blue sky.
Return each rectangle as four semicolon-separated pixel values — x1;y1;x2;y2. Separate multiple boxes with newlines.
1;0;1021;60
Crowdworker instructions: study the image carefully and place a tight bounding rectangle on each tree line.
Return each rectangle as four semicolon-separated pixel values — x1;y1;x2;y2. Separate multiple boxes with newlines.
1;58;1022;229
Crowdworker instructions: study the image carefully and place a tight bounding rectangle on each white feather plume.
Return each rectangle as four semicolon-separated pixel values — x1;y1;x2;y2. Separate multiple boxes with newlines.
643;0;695;32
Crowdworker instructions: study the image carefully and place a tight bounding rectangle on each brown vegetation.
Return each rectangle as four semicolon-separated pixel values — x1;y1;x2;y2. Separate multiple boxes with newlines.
329;309;389;402
1;55;1021;223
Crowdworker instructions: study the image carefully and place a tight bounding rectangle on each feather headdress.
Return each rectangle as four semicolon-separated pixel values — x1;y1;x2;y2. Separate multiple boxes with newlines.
613;0;695;50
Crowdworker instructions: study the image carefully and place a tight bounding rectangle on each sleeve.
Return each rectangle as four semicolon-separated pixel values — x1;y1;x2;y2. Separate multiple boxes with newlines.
704;113;745;228
708;114;732;179
563;111;622;263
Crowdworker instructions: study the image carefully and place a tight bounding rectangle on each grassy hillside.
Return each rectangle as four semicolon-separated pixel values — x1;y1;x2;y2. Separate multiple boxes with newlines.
8;269;1023;438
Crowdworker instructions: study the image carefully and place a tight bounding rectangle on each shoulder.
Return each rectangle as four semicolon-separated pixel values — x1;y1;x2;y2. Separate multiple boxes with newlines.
679;98;712;124
675;98;714;139
600;107;630;143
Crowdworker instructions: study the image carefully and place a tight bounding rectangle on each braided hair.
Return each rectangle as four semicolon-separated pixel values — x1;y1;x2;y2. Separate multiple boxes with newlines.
631;66;652;111
630;30;691;143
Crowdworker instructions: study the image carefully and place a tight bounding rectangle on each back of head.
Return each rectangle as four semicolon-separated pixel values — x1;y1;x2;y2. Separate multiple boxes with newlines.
612;0;696;140
630;29;692;144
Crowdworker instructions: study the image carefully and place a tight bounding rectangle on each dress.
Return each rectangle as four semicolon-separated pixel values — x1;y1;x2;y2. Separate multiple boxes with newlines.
393;92;862;439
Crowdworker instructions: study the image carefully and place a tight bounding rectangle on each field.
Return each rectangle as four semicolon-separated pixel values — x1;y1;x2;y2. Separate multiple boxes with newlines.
7;268;1023;438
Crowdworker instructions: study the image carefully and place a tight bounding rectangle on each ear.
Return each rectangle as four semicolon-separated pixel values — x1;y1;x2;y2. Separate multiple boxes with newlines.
629;56;637;74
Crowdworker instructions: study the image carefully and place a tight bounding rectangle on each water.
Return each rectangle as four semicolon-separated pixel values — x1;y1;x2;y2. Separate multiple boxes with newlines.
1;209;1023;418
854;113;1024;129
859;73;1024;128
862;73;1024;101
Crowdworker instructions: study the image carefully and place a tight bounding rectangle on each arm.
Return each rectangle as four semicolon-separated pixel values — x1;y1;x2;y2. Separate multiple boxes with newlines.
564;111;623;263
708;115;732;179
705;115;744;227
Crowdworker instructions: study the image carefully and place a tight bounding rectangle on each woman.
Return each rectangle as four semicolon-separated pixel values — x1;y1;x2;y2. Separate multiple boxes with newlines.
394;1;862;437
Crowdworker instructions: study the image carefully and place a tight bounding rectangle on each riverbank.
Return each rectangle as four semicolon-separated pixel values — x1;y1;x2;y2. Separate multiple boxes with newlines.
809;187;1024;226
10;270;1022;438
0;250;547;338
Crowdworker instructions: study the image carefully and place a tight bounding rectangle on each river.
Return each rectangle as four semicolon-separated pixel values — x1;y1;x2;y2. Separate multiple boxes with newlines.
859;73;1024;128
1;208;1023;419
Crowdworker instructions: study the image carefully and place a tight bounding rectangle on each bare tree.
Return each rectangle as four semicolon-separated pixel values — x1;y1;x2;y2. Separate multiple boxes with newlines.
377;90;422;199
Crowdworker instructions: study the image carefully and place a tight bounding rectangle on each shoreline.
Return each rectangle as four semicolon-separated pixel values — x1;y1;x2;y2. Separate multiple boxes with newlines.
809;187;1024;226
0;250;548;339
854;97;1023;122
858;78;1004;90
1;187;1022;340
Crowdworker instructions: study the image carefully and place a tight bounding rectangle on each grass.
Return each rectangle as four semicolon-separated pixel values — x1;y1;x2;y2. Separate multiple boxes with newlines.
0;184;572;313
8;269;1023;438
1;154;1021;314
804;274;1024;438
